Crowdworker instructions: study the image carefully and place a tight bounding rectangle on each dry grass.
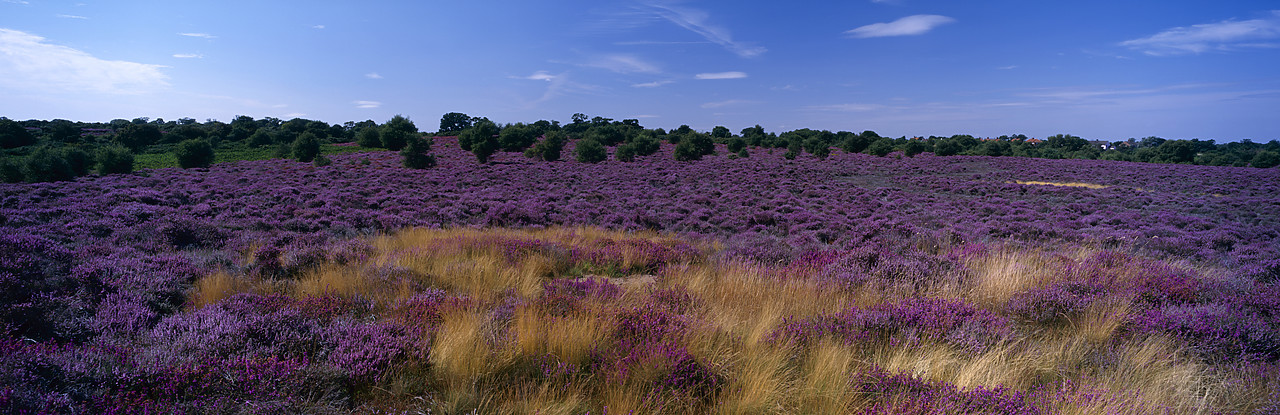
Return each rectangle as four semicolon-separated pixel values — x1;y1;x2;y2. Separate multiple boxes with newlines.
186;226;1255;414
1014;180;1111;189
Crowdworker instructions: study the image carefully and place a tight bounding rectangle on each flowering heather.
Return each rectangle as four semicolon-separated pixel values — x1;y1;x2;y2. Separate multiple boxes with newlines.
1;138;1278;413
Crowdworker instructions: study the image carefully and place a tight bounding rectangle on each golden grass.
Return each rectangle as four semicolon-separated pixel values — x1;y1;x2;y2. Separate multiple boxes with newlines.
184;226;1259;414
1014;180;1111;189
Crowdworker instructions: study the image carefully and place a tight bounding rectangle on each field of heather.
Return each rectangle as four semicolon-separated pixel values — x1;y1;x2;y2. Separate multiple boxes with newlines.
3;138;1279;414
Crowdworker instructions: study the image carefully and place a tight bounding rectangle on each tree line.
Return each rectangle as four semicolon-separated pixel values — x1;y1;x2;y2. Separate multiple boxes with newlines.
3;113;1278;183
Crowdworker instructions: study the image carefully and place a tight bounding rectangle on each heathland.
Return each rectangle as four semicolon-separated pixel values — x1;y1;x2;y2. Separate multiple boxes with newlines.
2;123;1279;413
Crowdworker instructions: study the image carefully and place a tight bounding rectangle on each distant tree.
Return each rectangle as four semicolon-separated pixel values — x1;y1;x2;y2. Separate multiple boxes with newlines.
439;112;472;134
525;130;566;161
933;139;962;156
466;118;500;163
902;140;930;157
1252;150;1280;168
96;145;134;175
175;139;215;168
711;126;731;139
674;140;702;161
498;123;538;152
685;132;715;156
1045;134;1088;152
802;137;831;158
381;115;417;151
401;136;437;169
726;137;746;153
0;156;21;183
247;129;274;147
976;140;1011;157
0;118;36;149
588;124;627;147
292;132;321;162
61;148;92;176
45;119;80;143
22;147;74;182
575;138;607;163
1153;140;1196;164
114;123;163;151
615;143;637;162
741;125;766;147
866;138;894;156
356;127;381;148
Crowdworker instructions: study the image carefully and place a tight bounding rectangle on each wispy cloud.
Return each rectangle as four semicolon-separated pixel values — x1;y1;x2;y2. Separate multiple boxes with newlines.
364;72;383;79
56;14;87;19
178;32;216;39
513;70;557;81
282;112;306;119
1120;11;1280;55
846;14;955;38
642;2;766;57
584;54;660;74
172;53;203;59
997;65;1018;70
0;28;168;94
312;25;325;29
805;103;887;112
695;71;747;80
632;80;674;88
3;0;30;4
354;100;381;109
701;99;758;108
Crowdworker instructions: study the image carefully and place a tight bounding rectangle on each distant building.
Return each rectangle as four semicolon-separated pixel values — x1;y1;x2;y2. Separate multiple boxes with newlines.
1025;138;1043;145
1088;140;1112;150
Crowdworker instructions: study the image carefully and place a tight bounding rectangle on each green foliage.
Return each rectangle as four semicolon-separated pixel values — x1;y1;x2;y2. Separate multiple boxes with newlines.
356;127;381;148
0;156;21;183
802;137;830;158
467;119;500;164
292;132;321;162
866;139;894;157
629;133;661;157
574;138;607;163
726;137;746;153
114;123;163;151
401;136;437;169
1253;150;1280;168
498;124;538;152
737;148;749;158
175;139;215;168
1045;134;1088;152
380;115;417;151
741;125;767;147
312;154;332;167
615;143;636;162
588;125;627;147
0;118;36;149
96;145;134;175
673;140;702;161
902;140;930;157
248;129;274;147
22;147;74;182
711;126;731;139
525;130;566;161
439;112;473;135
61;147;93;176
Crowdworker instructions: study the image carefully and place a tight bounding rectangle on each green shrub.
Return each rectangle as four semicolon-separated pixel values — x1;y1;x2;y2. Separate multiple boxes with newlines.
292;132;321;162
61;147;93;176
0;118;36;149
866;139;894;157
498;124;538;152
525;130;565;161
401;136;437;169
727;137;746;153
380;115;417;151
1253;150;1280;169
175;139;215;168
737;148;749;158
467;119;500;163
0;156;23;182
674;140;702;161
312;154;332;167
630;133;661;156
22;147;74;182
248;129;274;147
356;127;382;148
615;143;636;162
575;138;607;163
802;137;830;159
96;145;134;175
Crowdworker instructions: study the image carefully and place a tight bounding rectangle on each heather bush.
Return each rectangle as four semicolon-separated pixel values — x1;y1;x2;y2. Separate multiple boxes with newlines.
774;297;1012;352
0;233;92;341
1134;286;1280;362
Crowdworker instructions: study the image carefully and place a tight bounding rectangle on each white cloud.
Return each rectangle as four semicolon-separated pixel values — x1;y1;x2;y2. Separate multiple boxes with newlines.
515;70;557;81
56;14;87;19
997;65;1018;70
805;103;887;112
354;100;381;109
172;53;203;59
701;99;758;108
846;14;955;38
695;71;747;80
364;72;383;79
642;2;766;57
282;112;307;119
0;28;168;94
632;80;674;88
585;54;660;74
178;32;216;39
3;0;30;4
312;25;325;29
1120;11;1280;55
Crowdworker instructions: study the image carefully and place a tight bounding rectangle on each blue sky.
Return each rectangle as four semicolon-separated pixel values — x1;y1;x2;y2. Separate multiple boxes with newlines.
2;1;1278;141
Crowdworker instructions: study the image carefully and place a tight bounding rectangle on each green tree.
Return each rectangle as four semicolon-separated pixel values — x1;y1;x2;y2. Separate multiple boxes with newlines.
674;140;703;161
356;127;381;148
401;136;437;169
0;118;36;149
866;139;894;156
45;119;80;143
381;115;417;151
175;139;215;168
22;147;74;182
0;156;21;183
802;137;831;158
1252;150;1280;168
467;118;500;163
615;143;637;162
711;126;731;139
575;138;607;163
498;123;538;152
291;132;321;162
902;140;930;157
439;112;472;134
114;123;163;151
61;148;92;176
525;130;566;161
96;145;134;175
726;137;746;153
